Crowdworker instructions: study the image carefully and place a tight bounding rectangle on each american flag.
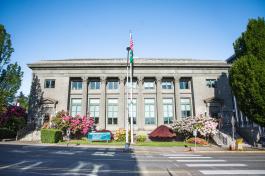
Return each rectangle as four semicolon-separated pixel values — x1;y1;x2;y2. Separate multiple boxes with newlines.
130;33;134;51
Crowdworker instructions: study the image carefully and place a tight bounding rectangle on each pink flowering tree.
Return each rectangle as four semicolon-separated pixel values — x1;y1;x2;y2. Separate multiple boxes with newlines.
171;115;218;139
52;111;94;139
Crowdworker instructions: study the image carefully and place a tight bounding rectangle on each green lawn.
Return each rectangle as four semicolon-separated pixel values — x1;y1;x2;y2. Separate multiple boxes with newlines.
59;139;201;147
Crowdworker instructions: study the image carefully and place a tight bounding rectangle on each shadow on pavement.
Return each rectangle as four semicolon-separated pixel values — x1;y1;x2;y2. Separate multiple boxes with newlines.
0;144;140;176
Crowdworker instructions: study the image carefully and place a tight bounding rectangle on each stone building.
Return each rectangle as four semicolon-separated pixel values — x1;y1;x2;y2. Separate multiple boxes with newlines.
28;58;233;132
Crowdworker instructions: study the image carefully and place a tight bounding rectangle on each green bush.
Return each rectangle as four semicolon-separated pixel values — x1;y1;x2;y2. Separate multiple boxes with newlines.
5;117;26;132
136;134;147;143
41;129;63;143
0;128;16;139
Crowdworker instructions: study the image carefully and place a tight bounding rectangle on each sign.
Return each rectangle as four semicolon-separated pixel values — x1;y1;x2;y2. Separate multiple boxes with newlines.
66;128;70;136
193;130;197;137
88;132;111;141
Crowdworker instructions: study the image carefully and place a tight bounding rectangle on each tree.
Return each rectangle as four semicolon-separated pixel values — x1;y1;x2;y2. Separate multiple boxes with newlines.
230;17;265;127
233;17;265;61
0;24;23;112
17;91;29;110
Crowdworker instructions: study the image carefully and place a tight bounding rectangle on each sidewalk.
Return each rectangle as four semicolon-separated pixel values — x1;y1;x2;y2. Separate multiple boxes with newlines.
1;140;265;153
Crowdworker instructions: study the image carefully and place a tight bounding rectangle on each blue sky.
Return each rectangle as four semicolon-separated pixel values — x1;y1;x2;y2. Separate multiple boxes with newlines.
0;0;265;95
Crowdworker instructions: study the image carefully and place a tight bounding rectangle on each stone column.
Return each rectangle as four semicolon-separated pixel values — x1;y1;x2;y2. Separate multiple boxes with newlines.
156;76;163;126
99;77;106;129
81;76;88;116
174;76;181;121
118;76;125;128
137;76;144;130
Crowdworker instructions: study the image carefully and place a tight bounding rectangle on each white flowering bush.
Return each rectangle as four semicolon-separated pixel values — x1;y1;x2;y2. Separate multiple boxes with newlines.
171;115;218;138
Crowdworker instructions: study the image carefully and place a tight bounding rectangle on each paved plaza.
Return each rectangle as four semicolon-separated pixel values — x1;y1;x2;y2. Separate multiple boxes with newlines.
0;143;265;176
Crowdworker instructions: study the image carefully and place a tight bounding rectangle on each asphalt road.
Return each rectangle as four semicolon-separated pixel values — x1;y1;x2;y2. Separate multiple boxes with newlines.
0;144;265;176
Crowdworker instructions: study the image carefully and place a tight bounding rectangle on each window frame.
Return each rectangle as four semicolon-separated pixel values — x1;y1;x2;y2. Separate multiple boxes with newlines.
180;98;191;118
44;79;55;88
206;79;217;88
89;80;101;90
179;78;190;90
107;80;119;90
144;98;156;125
161;80;173;89
71;98;82;117
107;99;118;125
163;98;173;124
144;80;155;90
89;98;100;124
71;81;82;90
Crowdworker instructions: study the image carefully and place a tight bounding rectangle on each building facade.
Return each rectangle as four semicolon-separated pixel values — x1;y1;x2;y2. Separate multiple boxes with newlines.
28;58;233;132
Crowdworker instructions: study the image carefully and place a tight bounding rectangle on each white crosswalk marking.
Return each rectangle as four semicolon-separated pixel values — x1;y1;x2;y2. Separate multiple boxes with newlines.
21;162;42;170
187;163;247;167
176;160;226;162
169;156;212;159
0;161;27;169
200;170;265;175
162;154;201;157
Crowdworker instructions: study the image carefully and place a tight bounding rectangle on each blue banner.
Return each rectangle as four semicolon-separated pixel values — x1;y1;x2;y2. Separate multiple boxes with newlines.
88;132;111;141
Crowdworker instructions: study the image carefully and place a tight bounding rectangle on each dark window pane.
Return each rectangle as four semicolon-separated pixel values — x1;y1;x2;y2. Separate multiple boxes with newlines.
108;118;112;124
113;118;118;124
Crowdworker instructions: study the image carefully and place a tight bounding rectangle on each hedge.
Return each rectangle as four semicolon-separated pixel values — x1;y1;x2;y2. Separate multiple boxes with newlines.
0;128;16;139
41;129;63;143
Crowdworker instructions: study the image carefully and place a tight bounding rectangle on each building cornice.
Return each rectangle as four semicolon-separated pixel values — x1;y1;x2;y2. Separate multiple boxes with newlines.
28;58;231;69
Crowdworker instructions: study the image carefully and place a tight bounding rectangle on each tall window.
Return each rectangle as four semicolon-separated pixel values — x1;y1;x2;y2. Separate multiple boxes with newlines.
89;99;100;124
180;98;191;118
44;79;55;88
128;99;137;124
163;98;173;124
107;99;118;125
144;98;155;124
162;80;173;89
89;80;100;90
71;99;82;117
206;79;217;88
179;78;190;89
107;80;119;90
71;81;82;90
144;80;155;89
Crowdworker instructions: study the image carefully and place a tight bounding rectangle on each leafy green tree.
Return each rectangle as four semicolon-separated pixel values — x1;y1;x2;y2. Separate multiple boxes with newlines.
233;17;265;61
17;91;29;110
230;17;265;127
0;24;23;112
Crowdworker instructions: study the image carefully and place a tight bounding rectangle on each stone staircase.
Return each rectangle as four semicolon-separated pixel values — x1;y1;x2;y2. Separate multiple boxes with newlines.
212;122;241;148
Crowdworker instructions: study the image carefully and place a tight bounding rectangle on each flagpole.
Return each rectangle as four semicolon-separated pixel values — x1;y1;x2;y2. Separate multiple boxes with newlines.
125;47;130;144
130;59;134;144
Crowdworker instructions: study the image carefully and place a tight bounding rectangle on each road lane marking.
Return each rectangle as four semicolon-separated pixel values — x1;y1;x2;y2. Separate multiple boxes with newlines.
169;156;212;159
162;154;201;157
187;163;247;167
90;164;103;176
21;162;42;170
200;170;265;175
176;160;226;162
0;161;27;169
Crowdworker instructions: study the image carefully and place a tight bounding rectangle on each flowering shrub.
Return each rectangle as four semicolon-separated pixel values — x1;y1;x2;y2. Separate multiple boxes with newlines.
186;137;209;145
136;134;147;142
0;105;27;132
51;111;94;138
114;128;131;142
171;115;218;138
